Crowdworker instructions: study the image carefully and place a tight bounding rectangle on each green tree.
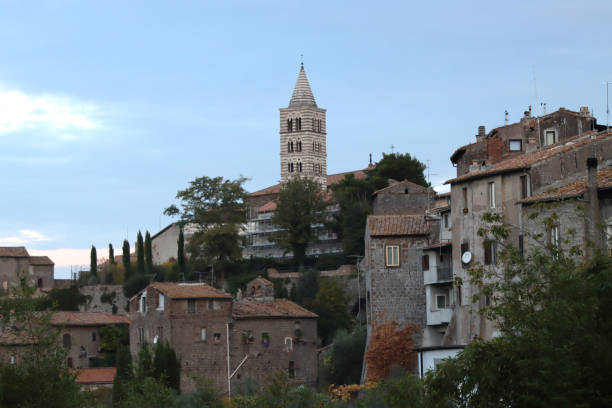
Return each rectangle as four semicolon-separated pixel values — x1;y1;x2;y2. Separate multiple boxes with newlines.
123;274;150;299
109;243;115;264
43;286;88;311
271;176;327;266
113;345;133;407
322;326;367;387
136;231;145;275
368;152;428;189
145;231;153;275
177;227;186;274
152;341;181;393
295;269;319;306
311;278;352;344
425;211;612;407
122;240;131;279
164;175;248;278
90;245;98;278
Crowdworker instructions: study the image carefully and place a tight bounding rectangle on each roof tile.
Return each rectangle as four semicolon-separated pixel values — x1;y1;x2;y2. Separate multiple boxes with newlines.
233;299;318;319
76;367;117;384
367;214;430;236
0;247;29;257
150;282;232;300
29;256;54;266
51;312;130;326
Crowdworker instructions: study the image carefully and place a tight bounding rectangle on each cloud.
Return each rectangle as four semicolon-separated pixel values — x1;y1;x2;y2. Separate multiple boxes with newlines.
0;229;52;246
29;248;110;267
0;86;100;138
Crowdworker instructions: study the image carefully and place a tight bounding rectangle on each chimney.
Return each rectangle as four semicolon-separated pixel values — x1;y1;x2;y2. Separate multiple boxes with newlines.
476;126;486;141
586;157;602;251
580;106;590;116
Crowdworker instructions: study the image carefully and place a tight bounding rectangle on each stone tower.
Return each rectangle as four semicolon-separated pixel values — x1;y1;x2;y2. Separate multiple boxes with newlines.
279;64;327;186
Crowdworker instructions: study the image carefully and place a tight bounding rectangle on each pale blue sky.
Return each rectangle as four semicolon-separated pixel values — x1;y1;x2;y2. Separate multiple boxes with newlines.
0;1;611;276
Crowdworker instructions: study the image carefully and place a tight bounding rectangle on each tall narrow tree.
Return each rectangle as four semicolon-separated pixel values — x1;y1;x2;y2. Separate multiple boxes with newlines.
109;243;114;264
90;245;98;277
177;228;185;273
136;231;145;275
145;231;153;275
122;240;131;280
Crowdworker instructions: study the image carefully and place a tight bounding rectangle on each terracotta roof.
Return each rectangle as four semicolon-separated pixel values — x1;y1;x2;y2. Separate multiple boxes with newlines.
423;241;452;251
367;214;430;236
76;367;116;384
257;200;277;213
0;331;37;345
0;247;29;257
150;282;232;300
446;131;608;185
51;312;130;326
233;299;318;319
372;179;429;197
518;166;612;204
249;168;370;197
29;256;54;266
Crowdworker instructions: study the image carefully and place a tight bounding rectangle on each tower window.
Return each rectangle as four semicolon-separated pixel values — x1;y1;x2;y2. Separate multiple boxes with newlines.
296;117;302;130
298;162;302;172
287;119;293;132
297;141;302;152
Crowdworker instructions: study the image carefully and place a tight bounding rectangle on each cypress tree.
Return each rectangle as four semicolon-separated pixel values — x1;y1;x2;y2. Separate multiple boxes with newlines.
122;240;131;280
177;227;185;273
137;231;145;275
112;345;133;406
90;245;97;277
109;243;114;264
145;231;153;275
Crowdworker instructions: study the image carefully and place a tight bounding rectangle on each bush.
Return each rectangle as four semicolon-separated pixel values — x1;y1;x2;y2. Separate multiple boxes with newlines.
321;326;367;387
123;275;150;298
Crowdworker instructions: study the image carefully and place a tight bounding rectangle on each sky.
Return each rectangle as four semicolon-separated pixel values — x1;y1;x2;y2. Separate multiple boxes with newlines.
0;1;611;277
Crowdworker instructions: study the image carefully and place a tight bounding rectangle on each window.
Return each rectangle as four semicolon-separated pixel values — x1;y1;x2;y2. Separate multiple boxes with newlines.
188;299;196;314
457;286;462;306
296;117;302;130
284;337;293;351
214;333;221;344
62;333;71;348
462;187;468;211
158;293;165;310
488;182;496;208
443;213;450;228
138;328;145;343
262;332;270;347
298;162;302;172
92;332;96;342
509;139;522;151
287;119;293;132
288;361;295;378
37;278;43;288
385;245;400;267
9;355;15;365
544;129;557;145
422;254;430;271
520;175;528;199
139;294;147;313
549;225;560;247
436;295;446;309
157;326;163;341
297;141;302;152
484;241;497;265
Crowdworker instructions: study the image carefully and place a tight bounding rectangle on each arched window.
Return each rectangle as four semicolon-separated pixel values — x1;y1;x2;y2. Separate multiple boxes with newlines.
312;141;315;152
62;333;71;349
289;163;294;173
287;163;291;172
296;117;302;130
297;141;302;152
287;142;291;153
298;162;302;172
287;119;293;132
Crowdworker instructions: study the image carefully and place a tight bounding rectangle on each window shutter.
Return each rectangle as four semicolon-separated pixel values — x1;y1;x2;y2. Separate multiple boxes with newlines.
422;255;429;270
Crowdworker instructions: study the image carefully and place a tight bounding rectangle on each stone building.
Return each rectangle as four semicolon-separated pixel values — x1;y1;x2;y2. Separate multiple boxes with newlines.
51;311;130;368
444;130;612;346
150;222;198;265
129;280;317;394
0;246;54;291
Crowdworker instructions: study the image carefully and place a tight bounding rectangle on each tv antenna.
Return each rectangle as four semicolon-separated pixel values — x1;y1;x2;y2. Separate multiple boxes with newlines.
606;81;611;133
504;110;509;124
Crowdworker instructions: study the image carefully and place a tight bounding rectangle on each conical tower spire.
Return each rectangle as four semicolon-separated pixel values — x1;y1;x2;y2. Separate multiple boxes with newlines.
289;64;317;108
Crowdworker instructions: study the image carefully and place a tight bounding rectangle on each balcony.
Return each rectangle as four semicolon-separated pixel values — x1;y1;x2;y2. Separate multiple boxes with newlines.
424;265;454;285
436;267;453;282
427;307;453;326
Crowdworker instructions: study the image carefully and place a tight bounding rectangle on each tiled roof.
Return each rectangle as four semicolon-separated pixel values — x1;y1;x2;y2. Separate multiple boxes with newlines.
233;299;318;319
372;179;429;197
76;367;116;384
446;131;608;185
0;247;29;257
29;256;54;266
249;169;370;197
150;282;232;300
289;65;317;108
51;312;130;326
257;200;277;213
518;166;612;204
367;214;430;236
0;331;37;345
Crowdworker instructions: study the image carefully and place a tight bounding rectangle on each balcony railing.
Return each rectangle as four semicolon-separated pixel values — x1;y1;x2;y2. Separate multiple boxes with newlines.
436;267;453;282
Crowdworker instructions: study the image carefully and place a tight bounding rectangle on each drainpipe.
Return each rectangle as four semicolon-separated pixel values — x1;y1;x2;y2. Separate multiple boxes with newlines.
226;322;231;398
586;158;602;253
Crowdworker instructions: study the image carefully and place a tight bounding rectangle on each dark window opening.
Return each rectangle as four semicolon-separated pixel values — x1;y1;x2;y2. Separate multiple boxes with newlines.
214;333;221;344
37;278;43;288
288;361;295;378
520;175;528;199
287;119;293;132
296;118;302;130
462;188;468;211
92;332;96;342
422;255;429;271
62;333;71;348
188;299;196;314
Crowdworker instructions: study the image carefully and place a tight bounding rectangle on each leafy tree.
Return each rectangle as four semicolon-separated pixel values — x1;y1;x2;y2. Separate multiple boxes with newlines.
311;278;352;344
368;152;428;189
136;231;145;275
295;269;319;306
322;326;367;386
119;377;175;408
122;240;131;279
271;176;327;266
145;231;153;275
164;175;248;278
123;274;150;299
0;282;84;407
109;243;115;264
361;373;426;408
90;245;98;277
364;321;416;382
152;341;181;393
173;380;224;408
41;286;88;311
113;345;133;406
99;324;129;356
425;212;612;407
177;227;186;274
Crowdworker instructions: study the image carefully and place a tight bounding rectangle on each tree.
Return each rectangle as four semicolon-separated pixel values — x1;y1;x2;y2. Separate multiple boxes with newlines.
90;245;98;278
295;269;319;306
109;243;115;264
271;176;327;266
152;341;181;393
113;345;133;406
425;211;612;407
364;321;416;382
145;231;153;275
43;286;87;311
164;175;248;278
177;227;185;274
368;152;428;189
321;326;367;387
310;278;352;344
136;231;145;275
122;240;131;279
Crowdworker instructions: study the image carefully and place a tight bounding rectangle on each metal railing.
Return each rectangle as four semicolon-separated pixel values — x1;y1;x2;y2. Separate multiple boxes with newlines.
436;267;453;282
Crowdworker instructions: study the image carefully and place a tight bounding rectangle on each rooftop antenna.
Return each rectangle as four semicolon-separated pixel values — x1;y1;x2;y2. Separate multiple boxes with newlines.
606;81;611;133
390;144;395;154
369;153;373;166
426;160;438;211
541;102;547;115
504;110;509;124
532;67;541;115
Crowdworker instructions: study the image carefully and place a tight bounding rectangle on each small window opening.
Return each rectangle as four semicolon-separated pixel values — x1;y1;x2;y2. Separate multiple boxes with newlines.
188;299;196;314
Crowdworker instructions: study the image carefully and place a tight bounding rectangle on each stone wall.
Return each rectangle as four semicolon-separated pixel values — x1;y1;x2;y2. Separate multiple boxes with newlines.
79;285;127;315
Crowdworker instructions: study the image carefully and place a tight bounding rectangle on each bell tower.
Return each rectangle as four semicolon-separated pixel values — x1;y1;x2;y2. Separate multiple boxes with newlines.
279;64;327;186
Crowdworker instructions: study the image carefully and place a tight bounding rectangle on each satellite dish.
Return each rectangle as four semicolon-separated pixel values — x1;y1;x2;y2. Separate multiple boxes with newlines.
461;251;472;264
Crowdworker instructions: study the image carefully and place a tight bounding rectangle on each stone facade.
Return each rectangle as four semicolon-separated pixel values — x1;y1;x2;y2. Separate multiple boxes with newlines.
79;284;128;315
0;247;54;291
371;180;433;215
129;281;318;394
